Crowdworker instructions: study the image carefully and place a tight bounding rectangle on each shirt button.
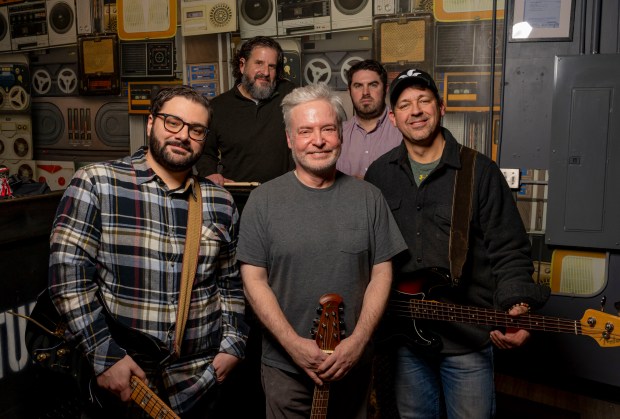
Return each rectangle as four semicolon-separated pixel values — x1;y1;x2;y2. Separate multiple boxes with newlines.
416;205;422;211
416;231;421;236
416;257;422;263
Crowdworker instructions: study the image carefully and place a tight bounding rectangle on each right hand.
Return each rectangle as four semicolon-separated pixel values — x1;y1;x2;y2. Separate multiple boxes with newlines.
96;355;147;402
287;336;329;386
206;173;234;186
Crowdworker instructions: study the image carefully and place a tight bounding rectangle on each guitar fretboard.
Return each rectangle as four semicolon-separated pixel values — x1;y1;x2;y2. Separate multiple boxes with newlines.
391;298;583;335
130;376;180;419
310;384;330;419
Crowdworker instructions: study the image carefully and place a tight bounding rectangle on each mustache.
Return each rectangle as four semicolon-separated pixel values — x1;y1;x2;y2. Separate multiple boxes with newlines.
255;73;271;81
164;140;192;152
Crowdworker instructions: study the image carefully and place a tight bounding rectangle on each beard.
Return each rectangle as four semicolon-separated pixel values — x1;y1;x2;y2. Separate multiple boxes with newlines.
354;96;386;121
148;131;201;172
241;72;276;100
291;146;341;177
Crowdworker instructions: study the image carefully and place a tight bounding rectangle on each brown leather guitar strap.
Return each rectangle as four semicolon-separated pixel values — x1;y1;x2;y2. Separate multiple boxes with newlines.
449;146;477;286
174;176;203;356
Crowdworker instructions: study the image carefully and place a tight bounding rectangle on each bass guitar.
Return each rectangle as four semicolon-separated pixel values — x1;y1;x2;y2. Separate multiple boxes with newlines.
310;293;345;419
384;267;620;350
17;290;180;419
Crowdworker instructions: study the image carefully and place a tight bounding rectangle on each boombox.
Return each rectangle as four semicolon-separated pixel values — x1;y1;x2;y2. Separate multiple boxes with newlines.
301;30;371;91
0;53;31;113
238;0;277;39
0;114;33;161
181;0;237;36
30;46;78;97
120;38;176;79
4;0;77;52
32;97;130;161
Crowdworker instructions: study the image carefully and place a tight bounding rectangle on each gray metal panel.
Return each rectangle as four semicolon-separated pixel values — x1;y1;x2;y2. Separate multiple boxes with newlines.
547;54;620;249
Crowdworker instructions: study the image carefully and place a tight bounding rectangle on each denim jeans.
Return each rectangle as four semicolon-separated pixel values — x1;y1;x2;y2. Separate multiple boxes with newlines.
393;344;496;419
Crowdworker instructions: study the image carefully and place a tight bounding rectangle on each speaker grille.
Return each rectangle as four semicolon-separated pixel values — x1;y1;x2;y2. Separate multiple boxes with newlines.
379;19;426;64
241;0;273;25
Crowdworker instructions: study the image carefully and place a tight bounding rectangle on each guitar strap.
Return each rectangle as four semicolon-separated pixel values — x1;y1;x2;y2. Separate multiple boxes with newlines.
449;146;477;286
174;176;203;356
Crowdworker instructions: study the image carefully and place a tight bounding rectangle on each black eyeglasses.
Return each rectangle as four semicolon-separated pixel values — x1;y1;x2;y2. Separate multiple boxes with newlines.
154;113;209;142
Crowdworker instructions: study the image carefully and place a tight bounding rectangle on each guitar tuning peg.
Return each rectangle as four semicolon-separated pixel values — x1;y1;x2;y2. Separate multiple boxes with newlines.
339;320;345;329
338;306;344;314
316;306;323;315
340;330;345;337
313;318;319;326
310;328;316;339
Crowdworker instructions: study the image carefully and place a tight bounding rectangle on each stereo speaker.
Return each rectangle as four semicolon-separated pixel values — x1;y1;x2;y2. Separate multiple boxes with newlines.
238;0;276;39
78;34;120;95
0;6;9;52
181;0;237;36
373;13;433;81
435;21;504;69
119;38;175;79
117;0;177;40
46;0;77;47
32;96;130;161
330;0;371;31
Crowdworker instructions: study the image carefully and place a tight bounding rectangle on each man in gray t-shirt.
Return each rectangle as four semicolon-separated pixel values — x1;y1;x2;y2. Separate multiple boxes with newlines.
237;84;406;419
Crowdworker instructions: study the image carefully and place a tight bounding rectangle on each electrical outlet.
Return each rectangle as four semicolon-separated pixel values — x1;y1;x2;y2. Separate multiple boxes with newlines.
500;168;520;189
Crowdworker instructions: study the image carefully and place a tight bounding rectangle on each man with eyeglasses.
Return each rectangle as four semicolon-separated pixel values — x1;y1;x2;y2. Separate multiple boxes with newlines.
48;85;248;418
196;36;296;185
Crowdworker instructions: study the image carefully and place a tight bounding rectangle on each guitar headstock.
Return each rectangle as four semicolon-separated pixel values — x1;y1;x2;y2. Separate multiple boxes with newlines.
312;293;345;352
580;309;620;347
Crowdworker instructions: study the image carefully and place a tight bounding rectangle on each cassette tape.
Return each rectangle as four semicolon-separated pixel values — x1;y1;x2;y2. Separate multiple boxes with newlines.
0;114;32;160
302;50;370;91
0;159;36;180
36;160;75;190
0;54;31;113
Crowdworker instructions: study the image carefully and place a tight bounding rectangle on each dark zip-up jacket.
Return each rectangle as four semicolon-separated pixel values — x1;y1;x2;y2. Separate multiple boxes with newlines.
365;128;550;354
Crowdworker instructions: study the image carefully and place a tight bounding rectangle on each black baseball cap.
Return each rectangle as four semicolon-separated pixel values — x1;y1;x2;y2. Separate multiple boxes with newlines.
389;69;439;108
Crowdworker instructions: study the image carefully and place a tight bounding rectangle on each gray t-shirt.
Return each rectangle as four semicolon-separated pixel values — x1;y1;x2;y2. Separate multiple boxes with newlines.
237;171;407;373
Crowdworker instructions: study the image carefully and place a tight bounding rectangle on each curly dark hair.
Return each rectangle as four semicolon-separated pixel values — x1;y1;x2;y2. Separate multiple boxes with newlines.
345;59;388;92
232;36;284;83
149;85;211;118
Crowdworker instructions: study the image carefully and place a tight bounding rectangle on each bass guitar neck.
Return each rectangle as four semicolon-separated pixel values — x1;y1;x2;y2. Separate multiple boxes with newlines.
130;375;180;419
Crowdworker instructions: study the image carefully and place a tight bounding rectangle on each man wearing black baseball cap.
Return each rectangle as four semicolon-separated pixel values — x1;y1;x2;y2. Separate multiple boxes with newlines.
365;69;550;418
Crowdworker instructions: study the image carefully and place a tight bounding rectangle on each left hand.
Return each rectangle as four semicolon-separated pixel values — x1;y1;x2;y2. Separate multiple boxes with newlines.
212;352;241;384
315;335;365;382
490;304;531;349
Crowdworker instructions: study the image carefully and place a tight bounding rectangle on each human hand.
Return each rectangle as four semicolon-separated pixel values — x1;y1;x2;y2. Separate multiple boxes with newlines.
206;174;234;186
212;352;241;384
287;336;329;386
316;335;364;382
96;355;146;401
490;304;531;349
